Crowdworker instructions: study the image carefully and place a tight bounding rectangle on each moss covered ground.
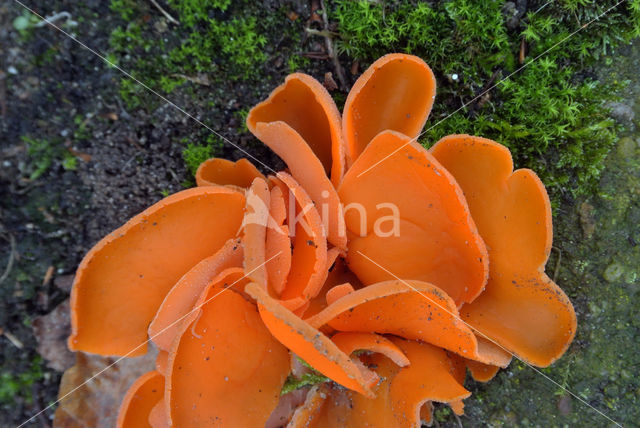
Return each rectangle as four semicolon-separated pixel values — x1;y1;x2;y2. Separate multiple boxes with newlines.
108;0;640;199
1;0;640;426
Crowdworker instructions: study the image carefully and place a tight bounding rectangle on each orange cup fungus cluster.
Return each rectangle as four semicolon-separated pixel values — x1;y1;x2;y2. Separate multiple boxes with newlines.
67;54;576;427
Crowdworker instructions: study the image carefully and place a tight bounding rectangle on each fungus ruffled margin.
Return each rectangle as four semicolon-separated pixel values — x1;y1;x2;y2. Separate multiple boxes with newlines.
60;54;576;428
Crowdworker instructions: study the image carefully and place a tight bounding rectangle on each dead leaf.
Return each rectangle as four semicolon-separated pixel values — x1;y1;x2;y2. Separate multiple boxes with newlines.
33;299;75;372
171;73;210;86
54;275;74;292
67;148;92;162
323;72;338;92
265;387;309;428
350;60;360;76
53;348;157;427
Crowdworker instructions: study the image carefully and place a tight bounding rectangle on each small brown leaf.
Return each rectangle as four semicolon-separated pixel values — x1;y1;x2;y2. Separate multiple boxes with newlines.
54;349;157;427
33;299;75;372
67;148;92;162
323;72;338;92
105;112;119;121
350;60;360;76
54;275;75;292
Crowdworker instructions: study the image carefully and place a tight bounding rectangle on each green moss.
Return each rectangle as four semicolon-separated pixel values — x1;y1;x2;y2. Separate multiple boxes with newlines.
281;372;329;395
167;16;266;79
23;136;57;180
61;153;78;171
22;136;78;180
108;0;304;173
167;0;232;26
182;134;224;176
287;54;311;73
110;0;138;21
108;0;291;109
333;0;640;197
458;133;640;425
0;356;44;405
22;117;87;179
279;357;330;395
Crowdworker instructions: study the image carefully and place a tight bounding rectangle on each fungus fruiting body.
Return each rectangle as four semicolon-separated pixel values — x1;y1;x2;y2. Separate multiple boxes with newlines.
63;54;576;427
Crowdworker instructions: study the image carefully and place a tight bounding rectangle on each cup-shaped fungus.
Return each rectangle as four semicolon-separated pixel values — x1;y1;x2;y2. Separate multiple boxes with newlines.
63;54;576;427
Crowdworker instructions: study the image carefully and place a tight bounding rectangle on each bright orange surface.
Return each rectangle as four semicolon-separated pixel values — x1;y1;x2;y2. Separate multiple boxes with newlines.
431;135;577;366
331;332;410;367
117;371;164;428
247;72;344;185
265;185;292;296
149;238;243;352
252;121;346;250
389;339;470;427
166;283;289;426
342;53;436;165
243;177;270;288
69;186;245;356
277;173;329;309
195;157;264;188
245;282;374;397
339;131;488;306
308;280;511;367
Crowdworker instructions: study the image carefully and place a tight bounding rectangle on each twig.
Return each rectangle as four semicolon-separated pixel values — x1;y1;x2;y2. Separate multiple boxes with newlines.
0;71;6;117
318;0;348;90
171;73;210;86
31;382;51;428
299;51;330;60
468;69;501;115
454;413;463;428
0;229;16;284
519;37;527;64
149;0;180;25
305;28;338;38
553;246;563;282
34;11;77;28
1;329;24;349
42;265;55;286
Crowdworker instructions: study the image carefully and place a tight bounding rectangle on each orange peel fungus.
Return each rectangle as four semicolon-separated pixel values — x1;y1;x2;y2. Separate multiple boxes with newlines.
64;53;576;427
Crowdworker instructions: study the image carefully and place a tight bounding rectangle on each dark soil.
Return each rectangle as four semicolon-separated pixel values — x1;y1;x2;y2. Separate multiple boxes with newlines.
0;1;307;425
0;1;217;425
